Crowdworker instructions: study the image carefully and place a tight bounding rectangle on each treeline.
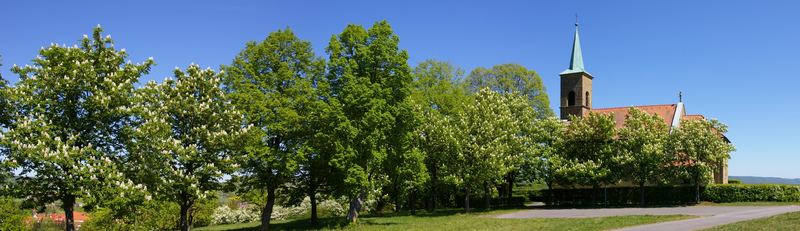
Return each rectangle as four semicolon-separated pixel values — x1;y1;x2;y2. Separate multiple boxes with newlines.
0;21;732;231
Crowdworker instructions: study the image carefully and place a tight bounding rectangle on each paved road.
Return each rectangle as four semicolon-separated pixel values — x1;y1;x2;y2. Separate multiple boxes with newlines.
495;205;800;230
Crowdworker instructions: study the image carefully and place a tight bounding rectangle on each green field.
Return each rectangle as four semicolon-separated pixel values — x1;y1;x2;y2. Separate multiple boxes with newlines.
195;210;694;231
699;201;800;207
703;211;800;231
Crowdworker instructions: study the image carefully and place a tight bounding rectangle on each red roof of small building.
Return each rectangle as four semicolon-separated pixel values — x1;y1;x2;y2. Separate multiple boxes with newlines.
591;104;679;128
683;114;705;121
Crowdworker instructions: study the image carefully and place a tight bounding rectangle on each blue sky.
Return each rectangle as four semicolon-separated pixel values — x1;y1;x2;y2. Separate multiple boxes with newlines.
1;1;798;178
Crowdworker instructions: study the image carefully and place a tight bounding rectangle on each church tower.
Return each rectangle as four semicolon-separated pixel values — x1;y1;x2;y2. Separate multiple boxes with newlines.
560;23;593;120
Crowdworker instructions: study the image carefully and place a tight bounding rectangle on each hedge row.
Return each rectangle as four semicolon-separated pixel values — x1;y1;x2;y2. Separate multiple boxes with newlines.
453;196;527;209
543;186;700;206
703;184;800;202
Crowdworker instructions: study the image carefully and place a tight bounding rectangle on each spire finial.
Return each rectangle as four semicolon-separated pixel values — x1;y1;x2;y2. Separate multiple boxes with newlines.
560;18;586;75
679;91;683;102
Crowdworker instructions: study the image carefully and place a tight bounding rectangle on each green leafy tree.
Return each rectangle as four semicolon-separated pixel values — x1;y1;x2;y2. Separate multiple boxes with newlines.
617;108;669;205
299;81;350;224
221;28;323;231
465;63;553;118
455;88;518;211
0;27;153;231
325;21;414;222
560;112;618;204
130;65;243;231
409;60;467;211
668;119;734;203
520;117;565;199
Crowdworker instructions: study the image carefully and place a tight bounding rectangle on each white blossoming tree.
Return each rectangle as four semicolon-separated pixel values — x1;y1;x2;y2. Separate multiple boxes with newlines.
0;26;153;231
454;88;518;212
130;65;243;231
0;60;11;189
668;118;734;204
617;107;669;205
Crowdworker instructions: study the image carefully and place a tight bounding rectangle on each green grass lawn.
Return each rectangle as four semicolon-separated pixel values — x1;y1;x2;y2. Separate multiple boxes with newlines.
699;201;800;206
195;209;694;231
703;211;800;231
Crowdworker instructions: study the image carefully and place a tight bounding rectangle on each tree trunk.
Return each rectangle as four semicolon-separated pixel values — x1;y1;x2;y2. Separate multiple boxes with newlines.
639;181;646;206
464;188;470;213
695;178;701;204
546;181;554;205
62;194;76;231
410;190;417;215
179;199;193;231
428;166;438;212
484;182;491;210
260;186;277;231
346;192;365;223
506;172;515;204
394;184;400;212
309;185;318;226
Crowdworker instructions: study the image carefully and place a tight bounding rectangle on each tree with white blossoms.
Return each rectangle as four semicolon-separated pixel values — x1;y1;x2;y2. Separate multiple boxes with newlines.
130;65;244;231
668;118;733;204
0;60;12;190
559;112;618;204
617;108;669;205
454;88;518;212
0;26;153;231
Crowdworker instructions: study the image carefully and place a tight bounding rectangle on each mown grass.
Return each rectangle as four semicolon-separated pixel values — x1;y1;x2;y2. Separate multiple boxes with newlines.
698;201;800;206
704;211;800;231
195;209;693;231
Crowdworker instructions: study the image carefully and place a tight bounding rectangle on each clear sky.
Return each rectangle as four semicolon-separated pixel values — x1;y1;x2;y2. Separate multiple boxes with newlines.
1;1;798;178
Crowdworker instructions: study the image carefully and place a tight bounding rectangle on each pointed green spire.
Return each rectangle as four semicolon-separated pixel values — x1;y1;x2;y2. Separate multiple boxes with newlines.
560;23;587;75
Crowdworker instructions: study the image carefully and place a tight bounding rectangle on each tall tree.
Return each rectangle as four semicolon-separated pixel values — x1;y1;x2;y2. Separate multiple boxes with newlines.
0;59;10;129
325;20;414;222
520;117;565;200
130;65;243;231
410;60;466;211
465;64;552;198
668;119;733;203
455;88;519;211
0;27;153;231
221;28;323;231
617;108;669;205
465;63;553;117
0;60;12;193
560;112;618;204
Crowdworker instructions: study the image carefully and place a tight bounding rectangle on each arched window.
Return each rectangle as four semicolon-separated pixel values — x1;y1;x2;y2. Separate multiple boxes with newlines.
568;91;576;106
585;91;590;107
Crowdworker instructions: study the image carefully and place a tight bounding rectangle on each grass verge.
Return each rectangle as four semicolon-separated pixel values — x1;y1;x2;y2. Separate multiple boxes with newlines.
698;201;800;206
196;209;693;231
703;211;800;231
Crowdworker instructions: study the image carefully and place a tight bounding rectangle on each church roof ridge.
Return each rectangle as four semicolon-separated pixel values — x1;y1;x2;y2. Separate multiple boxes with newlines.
591;103;678;111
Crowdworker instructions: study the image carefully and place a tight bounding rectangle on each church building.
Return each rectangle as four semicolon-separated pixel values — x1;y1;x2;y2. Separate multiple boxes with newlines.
558;23;729;184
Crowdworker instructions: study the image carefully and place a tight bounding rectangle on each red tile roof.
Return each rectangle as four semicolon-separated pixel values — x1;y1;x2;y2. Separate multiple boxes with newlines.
683;114;705;121
591;104;678;128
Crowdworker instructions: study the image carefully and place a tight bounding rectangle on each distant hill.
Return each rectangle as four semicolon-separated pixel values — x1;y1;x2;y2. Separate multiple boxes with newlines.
729;176;800;185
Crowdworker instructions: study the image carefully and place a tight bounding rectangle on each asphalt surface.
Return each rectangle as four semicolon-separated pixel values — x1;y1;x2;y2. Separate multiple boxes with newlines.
494;205;800;230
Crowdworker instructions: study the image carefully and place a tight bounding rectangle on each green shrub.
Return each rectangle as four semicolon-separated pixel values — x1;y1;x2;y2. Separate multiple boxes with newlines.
0;197;25;231
703;184;800;202
728;179;742;184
